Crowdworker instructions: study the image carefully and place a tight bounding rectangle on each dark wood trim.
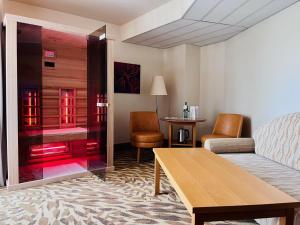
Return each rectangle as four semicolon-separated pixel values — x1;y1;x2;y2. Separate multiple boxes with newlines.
193;203;300;214
285;208;295;225
114;140;170;150
114;142;132;151
197;209;286;221
193;208;295;225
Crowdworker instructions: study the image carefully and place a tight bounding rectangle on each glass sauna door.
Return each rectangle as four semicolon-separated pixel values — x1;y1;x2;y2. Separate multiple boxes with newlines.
87;35;107;171
17;23;107;183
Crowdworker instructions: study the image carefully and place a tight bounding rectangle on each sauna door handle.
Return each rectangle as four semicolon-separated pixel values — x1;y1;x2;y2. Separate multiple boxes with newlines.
96;102;109;107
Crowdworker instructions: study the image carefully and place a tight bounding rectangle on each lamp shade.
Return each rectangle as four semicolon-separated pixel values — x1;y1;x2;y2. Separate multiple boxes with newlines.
150;76;167;96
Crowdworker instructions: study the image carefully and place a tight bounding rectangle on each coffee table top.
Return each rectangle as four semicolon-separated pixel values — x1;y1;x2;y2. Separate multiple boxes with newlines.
153;148;300;215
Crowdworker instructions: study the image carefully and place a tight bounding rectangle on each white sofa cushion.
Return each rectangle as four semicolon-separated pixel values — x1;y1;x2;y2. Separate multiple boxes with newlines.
204;138;255;154
221;153;300;225
253;113;300;171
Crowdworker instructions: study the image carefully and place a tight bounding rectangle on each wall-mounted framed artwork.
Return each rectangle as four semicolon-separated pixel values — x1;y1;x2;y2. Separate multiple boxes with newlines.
114;62;140;94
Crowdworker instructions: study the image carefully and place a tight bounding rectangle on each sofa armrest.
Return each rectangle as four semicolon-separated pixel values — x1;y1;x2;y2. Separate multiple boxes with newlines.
204;138;255;154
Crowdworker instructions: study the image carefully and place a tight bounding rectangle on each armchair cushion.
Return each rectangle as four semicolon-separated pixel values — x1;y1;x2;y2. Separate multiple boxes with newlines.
131;132;164;143
204;138;255;154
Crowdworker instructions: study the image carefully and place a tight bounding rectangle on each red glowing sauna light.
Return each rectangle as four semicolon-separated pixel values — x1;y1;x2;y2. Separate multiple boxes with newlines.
60;89;76;128
22;89;41;128
97;94;100;123
96;94;107;123
86;141;99;151
29;142;69;163
65;92;69;124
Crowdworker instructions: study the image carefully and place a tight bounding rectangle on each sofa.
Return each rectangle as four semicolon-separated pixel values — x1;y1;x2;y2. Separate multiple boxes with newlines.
204;113;300;225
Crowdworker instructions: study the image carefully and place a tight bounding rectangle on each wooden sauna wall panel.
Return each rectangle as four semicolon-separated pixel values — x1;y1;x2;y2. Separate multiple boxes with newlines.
42;28;87;128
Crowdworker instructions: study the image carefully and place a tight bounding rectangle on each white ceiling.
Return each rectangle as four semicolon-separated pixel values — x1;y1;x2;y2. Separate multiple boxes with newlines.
125;0;299;48
9;0;171;25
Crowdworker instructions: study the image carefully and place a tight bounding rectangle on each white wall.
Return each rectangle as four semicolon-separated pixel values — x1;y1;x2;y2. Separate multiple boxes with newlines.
199;42;226;136
163;44;200;116
224;2;300;133
199;2;300;136
163;45;186;117
163;44;200;138
185;44;200;107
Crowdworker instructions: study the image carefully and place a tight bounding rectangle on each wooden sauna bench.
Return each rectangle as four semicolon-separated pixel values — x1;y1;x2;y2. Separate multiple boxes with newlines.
20;127;87;144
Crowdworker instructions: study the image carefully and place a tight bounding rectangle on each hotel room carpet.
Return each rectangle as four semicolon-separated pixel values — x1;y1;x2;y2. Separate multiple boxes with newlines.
0;149;257;225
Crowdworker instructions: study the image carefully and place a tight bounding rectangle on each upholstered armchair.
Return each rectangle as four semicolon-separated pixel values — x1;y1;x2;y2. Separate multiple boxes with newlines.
201;113;243;146
130;112;164;163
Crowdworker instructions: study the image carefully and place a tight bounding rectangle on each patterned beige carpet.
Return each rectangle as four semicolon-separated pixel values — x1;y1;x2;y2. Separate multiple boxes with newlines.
0;149;258;225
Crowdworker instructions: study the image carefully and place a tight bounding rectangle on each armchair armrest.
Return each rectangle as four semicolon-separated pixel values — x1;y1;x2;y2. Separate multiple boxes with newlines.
204;138;255;154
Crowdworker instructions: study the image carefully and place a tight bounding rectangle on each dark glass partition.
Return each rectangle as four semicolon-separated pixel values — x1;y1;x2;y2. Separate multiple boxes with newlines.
17;23;43;182
17;23;107;183
87;35;107;170
1;25;7;186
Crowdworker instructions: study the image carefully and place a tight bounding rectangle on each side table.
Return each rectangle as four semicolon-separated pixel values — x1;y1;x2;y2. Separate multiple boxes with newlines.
160;117;206;147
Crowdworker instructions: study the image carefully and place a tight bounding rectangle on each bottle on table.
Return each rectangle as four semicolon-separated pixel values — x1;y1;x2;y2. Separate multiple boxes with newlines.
183;102;189;119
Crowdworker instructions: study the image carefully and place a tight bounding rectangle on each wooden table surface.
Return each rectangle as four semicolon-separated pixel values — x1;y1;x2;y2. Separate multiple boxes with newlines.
153;148;300;225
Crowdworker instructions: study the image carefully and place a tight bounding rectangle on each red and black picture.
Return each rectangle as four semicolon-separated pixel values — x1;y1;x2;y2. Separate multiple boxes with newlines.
114;62;140;94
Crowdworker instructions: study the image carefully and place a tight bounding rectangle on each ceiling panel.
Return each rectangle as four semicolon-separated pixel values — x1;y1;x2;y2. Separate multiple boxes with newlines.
184;0;222;21
187;25;245;44
221;0;272;26
194;31;241;47
141;21;211;46
203;0;249;23
237;0;299;27
151;23;228;48
124;0;299;48
153;23;228;47
126;19;195;44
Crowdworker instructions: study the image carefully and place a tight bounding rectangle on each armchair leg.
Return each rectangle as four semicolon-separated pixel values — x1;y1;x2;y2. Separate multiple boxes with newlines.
137;148;141;163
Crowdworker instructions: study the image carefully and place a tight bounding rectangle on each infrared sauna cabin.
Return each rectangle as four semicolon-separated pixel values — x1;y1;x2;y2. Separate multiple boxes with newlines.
4;17;113;189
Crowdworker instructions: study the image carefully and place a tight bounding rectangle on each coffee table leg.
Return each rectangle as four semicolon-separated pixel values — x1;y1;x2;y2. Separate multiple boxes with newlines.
192;124;197;147
192;214;204;225
154;157;160;195
168;123;172;147
280;209;294;225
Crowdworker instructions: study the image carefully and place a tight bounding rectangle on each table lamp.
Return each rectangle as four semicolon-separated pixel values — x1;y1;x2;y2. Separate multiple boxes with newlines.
150;76;168;113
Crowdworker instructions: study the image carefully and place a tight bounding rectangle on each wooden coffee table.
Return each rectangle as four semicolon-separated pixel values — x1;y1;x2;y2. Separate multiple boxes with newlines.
153;148;300;225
